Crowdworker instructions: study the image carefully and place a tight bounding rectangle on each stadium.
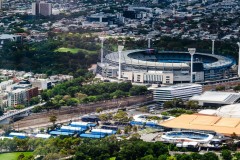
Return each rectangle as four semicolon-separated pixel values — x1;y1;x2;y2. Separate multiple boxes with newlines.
97;49;235;84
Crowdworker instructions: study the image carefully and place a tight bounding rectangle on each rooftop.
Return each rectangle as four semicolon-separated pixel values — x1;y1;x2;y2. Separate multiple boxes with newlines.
160;114;240;136
190;91;240;104
153;83;202;91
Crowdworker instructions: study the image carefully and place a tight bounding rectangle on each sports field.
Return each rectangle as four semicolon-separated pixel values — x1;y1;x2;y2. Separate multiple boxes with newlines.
55;47;97;54
0;152;33;160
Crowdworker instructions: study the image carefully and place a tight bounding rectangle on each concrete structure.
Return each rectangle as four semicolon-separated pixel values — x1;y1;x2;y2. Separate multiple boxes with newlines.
0;80;13;91
151;83;202;103
0;0;2;10
30;78;52;90
39;2;52;16
32;1;52;16
122;71;173;84
237;42;240;77
188;48;196;83
118;45;124;80
0;34;22;48
216;104;240;118
32;0;40;16
190;91;240;107
8;89;27;106
212;39;215;55
97;50;235;84
99;37;105;63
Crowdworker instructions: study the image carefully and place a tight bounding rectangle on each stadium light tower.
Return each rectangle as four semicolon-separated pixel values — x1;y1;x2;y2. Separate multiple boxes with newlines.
237;42;240;77
118;45;124;81
188;48;196;83
148;38;151;48
99;36;105;63
147;34;151;48
212;39;215;55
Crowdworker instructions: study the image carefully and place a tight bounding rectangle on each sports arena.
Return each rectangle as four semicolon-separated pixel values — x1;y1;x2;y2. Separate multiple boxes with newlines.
97;49;235;84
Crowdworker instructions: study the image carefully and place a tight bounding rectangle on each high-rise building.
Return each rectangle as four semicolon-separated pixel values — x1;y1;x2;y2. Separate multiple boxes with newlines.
32;0;52;16
32;0;40;15
0;0;2;10
39;2;52;16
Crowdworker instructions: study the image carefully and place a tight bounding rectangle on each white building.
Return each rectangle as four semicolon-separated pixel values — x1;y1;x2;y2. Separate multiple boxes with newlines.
0;34;22;48
190;91;240;107
151;84;202;103
0;80;13;91
8;89;27;106
29;78;52;90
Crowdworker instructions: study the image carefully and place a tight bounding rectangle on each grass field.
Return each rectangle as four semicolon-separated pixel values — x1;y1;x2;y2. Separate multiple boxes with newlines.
55;47;97;54
0;152;33;160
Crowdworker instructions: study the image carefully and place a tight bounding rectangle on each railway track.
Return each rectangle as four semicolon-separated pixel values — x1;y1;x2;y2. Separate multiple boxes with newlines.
13;95;152;129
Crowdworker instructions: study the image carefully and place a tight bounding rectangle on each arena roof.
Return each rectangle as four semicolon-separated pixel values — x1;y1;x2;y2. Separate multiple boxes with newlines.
216;104;240;118
104;50;234;70
160;114;240;136
190;91;240;105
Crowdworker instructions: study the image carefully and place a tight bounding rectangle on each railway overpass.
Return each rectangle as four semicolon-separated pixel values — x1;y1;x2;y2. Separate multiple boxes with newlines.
0;103;46;124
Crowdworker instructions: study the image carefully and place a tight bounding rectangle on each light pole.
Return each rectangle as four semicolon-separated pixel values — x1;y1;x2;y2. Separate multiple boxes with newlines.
118;45;124;81
99;37;105;63
188;48;196;83
237;42;240;77
147;34;151;48
148;38;151;48
212;39;215;55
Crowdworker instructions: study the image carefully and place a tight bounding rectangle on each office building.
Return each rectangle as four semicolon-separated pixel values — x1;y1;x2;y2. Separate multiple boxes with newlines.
151;84;202;103
32;1;52;16
39;2;52;16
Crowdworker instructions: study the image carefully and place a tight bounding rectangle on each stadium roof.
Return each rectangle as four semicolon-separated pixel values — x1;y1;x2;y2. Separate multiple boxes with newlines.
216;104;240;118
160;114;240;136
190;91;240;105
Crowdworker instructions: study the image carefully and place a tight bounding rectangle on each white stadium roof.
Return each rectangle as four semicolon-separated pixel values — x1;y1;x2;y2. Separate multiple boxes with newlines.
190;91;240;105
216;104;240;118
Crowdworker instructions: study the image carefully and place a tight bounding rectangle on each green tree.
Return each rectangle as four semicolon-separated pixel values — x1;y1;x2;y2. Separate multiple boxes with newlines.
129;86;148;96
234;152;240;160
186;100;199;110
221;149;232;160
17;153;25;160
141;155;155;160
202;152;219;160
96;107;103;113
30;97;40;105
113;110;129;122
49;115;57;126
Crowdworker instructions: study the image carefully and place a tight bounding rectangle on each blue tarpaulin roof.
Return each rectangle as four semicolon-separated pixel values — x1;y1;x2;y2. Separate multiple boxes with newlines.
80;133;106;139
49;131;74;136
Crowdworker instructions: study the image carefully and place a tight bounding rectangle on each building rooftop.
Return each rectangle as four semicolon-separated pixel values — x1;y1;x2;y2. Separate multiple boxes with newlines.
190;91;240;104
216;104;240;118
160;114;240;136
153;83;202;91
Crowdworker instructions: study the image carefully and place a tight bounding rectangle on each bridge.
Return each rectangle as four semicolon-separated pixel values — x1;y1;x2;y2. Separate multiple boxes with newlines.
0;102;46;124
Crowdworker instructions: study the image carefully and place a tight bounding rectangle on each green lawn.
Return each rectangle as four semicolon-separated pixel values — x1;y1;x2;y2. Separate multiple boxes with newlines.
55;47;97;54
0;152;33;160
55;47;80;54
